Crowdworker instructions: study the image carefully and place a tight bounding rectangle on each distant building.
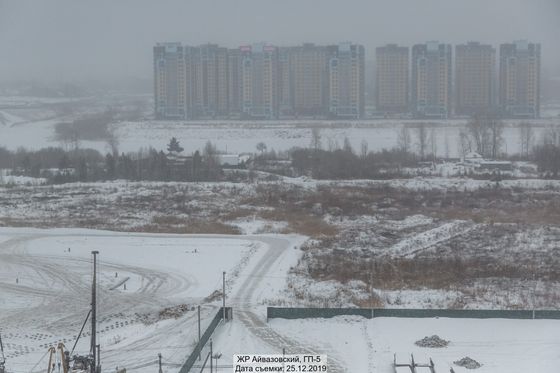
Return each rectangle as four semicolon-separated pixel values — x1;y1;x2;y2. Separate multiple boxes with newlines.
375;44;409;114
328;43;365;119
455;42;496;116
241;44;280;119
278;46;294;117
411;42;452;118
152;42;368;120
154;43;187;119
499;41;541;119
227;48;243;117
292;43;329;117
186;44;229;118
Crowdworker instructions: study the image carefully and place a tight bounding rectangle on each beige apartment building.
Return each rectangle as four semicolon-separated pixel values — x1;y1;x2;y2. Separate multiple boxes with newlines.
455;42;496;116
186;44;229;118
328;43;365;119
411;42;452;118
499;41;541;119
375;44;409;113
154;43;187;119
154;42;365;120
241;44;279;119
292;43;329;116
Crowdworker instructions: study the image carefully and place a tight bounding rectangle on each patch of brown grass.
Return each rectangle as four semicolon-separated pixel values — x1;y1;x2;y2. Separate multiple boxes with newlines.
130;216;241;235
259;209;338;237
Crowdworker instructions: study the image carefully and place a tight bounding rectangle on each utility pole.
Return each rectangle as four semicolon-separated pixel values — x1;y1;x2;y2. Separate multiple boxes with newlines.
222;271;226;322
209;339;213;373
91;251;99;373
158;353;163;373
96;345;100;373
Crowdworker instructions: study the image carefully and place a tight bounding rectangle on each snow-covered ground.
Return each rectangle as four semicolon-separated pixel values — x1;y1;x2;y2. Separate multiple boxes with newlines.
212;315;560;373
1;110;559;157
0;111;25;126
0;169;46;186
0;227;304;373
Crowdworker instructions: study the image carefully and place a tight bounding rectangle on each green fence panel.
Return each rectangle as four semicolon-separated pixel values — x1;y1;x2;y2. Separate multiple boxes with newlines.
267;307;373;320
267;307;560;321
535;310;560;319
371;308;535;319
179;307;231;373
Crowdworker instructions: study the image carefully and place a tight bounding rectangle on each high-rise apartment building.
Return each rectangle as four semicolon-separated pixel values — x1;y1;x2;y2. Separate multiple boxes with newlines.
375;44;409;114
227;48;243;117
455;42;496;116
499;41;541;119
292;43;329;116
154;43;187;119
154;42;364;120
328;43;365;119
278;47;294;116
186;44;229;118
411;42;452;118
241;44;280;119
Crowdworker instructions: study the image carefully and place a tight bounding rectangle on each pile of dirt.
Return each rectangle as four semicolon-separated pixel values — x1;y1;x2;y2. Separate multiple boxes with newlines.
158;304;190;320
454;357;482;369
414;335;449;348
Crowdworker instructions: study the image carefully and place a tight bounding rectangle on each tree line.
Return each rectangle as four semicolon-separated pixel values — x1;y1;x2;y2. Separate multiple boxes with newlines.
0;138;225;184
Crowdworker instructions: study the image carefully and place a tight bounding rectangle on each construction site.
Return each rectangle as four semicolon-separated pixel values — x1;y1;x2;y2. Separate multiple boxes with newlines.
0;228;559;373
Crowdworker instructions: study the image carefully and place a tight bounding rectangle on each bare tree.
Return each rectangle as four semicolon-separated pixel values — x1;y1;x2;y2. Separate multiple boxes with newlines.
430;128;437;160
542;125;560;146
467;115;490;156
415;123;429;160
534;144;560;177
256;142;267;154
488;116;504;159
397;126;411;153
467;113;504;158
458;129;472;157
343;137;353;154
327;137;338;151
360;140;369;160
310;127;322;151
519;122;534;159
106;126;120;156
444;132;450;159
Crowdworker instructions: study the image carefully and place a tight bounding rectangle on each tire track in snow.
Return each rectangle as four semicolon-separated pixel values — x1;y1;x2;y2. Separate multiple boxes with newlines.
231;236;347;373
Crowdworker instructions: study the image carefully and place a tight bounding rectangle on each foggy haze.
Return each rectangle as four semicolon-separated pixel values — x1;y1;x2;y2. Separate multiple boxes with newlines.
1;0;559;83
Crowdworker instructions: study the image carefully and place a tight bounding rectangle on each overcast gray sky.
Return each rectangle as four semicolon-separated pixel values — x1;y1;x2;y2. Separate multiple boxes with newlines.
1;0;559;82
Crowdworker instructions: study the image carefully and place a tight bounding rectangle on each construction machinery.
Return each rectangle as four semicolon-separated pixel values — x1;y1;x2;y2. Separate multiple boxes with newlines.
44;251;101;373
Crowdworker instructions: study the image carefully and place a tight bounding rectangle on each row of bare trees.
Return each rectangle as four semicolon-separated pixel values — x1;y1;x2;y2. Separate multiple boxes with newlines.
396;123;438;160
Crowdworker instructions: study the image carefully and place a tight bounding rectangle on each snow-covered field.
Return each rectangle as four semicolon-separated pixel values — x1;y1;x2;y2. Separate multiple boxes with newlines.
212;315;560;373
1;108;559;157
0;227;304;373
